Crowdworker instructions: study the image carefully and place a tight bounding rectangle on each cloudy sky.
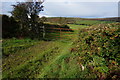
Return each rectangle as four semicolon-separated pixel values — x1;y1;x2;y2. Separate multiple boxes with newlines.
0;0;120;18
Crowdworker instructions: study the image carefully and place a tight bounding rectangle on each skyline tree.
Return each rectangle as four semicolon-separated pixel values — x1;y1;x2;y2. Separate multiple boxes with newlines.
11;0;44;38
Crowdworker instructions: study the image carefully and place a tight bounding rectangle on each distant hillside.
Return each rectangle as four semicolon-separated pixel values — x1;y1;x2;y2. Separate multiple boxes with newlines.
45;17;120;23
44;17;119;26
84;17;120;22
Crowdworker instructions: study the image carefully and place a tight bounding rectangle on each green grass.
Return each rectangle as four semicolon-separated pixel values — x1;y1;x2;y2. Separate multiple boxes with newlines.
2;38;39;57
2;20;120;79
75;20;115;26
46;17;116;26
2;23;82;78
68;24;88;29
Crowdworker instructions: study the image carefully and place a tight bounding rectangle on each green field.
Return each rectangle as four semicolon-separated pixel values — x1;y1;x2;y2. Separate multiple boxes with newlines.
75;20;114;25
2;20;120;79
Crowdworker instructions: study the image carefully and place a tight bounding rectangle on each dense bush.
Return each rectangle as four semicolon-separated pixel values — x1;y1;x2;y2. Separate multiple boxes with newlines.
70;23;120;79
2;15;20;38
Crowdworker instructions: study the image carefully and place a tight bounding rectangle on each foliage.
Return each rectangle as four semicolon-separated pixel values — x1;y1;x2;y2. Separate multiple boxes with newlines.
2;15;20;38
71;22;120;79
77;23;120;63
2;14;74;40
11;0;44;39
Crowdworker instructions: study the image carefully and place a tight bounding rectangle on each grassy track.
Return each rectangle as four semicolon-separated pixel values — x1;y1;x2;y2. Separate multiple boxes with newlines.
2;23;86;78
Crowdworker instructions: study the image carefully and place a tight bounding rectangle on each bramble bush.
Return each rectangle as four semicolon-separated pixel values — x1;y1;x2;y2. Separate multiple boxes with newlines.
70;23;120;79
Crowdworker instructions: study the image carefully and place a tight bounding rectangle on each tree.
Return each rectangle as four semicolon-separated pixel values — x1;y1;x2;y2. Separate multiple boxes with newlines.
11;3;28;37
11;0;44;38
26;1;44;39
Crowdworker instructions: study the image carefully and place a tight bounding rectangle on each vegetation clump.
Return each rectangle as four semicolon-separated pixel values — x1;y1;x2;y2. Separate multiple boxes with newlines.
70;23;120;79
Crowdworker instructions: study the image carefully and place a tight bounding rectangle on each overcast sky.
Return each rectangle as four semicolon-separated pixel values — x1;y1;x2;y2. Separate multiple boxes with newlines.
0;0;120;18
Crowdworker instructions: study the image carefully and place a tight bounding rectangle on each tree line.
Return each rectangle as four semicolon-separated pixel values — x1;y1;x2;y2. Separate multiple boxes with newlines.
2;0;73;40
2;0;44;39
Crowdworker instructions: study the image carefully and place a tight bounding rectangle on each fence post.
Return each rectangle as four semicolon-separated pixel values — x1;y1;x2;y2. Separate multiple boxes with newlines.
43;25;45;39
60;28;61;39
